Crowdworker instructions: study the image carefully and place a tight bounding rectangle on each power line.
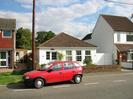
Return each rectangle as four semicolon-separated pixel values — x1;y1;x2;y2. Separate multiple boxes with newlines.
104;0;133;5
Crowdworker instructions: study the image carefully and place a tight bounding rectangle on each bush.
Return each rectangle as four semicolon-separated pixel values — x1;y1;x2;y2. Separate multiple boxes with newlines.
83;57;92;65
57;52;64;61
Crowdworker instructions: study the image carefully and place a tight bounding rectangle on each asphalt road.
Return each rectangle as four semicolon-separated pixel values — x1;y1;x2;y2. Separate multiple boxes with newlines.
0;71;133;99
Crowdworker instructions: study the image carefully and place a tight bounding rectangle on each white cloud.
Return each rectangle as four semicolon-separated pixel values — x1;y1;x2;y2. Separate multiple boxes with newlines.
15;0;75;6
2;0;133;39
0;11;32;30
104;0;133;17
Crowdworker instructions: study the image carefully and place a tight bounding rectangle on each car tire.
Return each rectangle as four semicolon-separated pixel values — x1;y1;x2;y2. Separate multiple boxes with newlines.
73;75;82;84
34;78;44;89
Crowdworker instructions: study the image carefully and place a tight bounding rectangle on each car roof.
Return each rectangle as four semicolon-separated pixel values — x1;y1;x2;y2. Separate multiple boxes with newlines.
51;61;78;64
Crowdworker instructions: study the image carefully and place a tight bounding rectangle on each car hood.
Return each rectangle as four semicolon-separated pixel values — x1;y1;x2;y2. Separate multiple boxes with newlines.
24;70;46;77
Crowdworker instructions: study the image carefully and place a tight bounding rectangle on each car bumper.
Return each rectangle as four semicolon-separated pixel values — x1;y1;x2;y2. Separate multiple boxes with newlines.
23;77;34;87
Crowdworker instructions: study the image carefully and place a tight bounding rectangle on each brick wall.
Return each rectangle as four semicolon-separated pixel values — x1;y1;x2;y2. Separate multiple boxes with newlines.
83;65;121;73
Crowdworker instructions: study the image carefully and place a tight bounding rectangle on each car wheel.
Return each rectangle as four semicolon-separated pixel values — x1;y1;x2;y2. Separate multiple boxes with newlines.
73;75;82;84
34;78;44;89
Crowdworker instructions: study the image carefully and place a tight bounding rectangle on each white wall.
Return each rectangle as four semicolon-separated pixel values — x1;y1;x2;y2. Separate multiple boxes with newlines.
91;16;115;53
93;53;113;65
114;32;133;44
38;47;96;65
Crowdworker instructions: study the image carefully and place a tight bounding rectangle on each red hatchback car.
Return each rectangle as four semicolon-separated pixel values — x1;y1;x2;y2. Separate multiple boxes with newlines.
23;61;83;88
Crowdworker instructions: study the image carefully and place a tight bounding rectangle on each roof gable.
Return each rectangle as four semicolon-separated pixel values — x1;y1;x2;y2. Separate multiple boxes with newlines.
101;15;133;32
39;33;96;48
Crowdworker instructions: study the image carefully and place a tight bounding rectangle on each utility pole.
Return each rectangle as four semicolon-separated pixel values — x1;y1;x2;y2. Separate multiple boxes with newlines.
32;0;36;70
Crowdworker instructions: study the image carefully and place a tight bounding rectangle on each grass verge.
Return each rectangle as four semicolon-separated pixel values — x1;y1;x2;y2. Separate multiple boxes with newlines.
0;71;24;85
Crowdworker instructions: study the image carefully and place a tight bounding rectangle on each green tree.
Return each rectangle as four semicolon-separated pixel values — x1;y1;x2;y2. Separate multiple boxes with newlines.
16;27;32;49
36;31;55;46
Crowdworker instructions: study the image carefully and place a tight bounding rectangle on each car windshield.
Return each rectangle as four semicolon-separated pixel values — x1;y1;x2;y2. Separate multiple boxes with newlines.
39;63;52;71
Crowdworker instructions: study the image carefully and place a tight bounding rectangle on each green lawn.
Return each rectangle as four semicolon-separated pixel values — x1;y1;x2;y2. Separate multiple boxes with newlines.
0;71;24;85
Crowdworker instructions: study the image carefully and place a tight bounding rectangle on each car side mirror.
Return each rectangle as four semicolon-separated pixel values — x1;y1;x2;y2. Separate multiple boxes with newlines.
47;69;52;72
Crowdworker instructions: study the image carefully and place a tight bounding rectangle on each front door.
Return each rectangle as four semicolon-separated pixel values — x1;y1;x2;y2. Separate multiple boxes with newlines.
0;52;8;67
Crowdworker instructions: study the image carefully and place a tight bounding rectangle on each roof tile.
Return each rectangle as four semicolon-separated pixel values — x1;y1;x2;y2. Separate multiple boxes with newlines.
0;18;16;30
39;33;96;48
102;15;133;32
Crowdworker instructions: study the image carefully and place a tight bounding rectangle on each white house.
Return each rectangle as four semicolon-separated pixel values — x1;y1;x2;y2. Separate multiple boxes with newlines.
37;33;97;65
84;14;133;68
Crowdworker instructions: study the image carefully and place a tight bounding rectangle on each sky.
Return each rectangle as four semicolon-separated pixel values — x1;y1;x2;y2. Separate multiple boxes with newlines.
0;0;133;39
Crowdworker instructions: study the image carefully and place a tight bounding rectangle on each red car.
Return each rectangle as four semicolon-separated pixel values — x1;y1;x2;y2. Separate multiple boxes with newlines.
23;61;83;88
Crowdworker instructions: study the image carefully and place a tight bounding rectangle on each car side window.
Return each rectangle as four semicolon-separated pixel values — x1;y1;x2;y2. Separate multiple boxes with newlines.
52;64;62;71
73;62;81;67
64;63;74;70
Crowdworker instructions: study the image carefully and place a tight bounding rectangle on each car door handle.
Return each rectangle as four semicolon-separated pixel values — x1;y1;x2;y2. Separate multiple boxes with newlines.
59;72;62;74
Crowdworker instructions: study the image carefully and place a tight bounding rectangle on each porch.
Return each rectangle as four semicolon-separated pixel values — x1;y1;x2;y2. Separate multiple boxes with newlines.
115;44;133;69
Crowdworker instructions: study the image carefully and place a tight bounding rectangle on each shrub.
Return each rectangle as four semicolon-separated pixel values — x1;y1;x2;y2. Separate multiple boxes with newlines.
57;52;64;61
83;57;92;65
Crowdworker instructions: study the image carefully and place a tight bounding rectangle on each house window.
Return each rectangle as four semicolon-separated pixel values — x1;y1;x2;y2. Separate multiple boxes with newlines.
0;52;7;67
85;50;91;60
127;33;133;42
52;52;57;60
3;30;12;37
127;50;133;61
76;50;82;61
117;33;120;42
46;52;50;60
46;51;57;60
66;51;72;61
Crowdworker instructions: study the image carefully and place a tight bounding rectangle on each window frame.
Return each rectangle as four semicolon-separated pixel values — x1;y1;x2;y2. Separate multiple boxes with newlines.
0;52;8;67
76;50;82;61
52;52;57;60
117;33;120;42
85;50;91;60
2;30;12;38
46;51;57;61
127;50;133;62
126;33;133;42
66;50;72;61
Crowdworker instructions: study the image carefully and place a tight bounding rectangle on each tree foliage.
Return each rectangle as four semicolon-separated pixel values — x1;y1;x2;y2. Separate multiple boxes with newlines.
16;27;32;49
83;57;92;66
36;31;55;46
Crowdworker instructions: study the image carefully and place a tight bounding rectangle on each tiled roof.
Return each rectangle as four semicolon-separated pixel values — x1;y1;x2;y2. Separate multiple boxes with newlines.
0;18;16;30
115;44;133;51
102;15;133;32
38;33;96;48
82;33;92;40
